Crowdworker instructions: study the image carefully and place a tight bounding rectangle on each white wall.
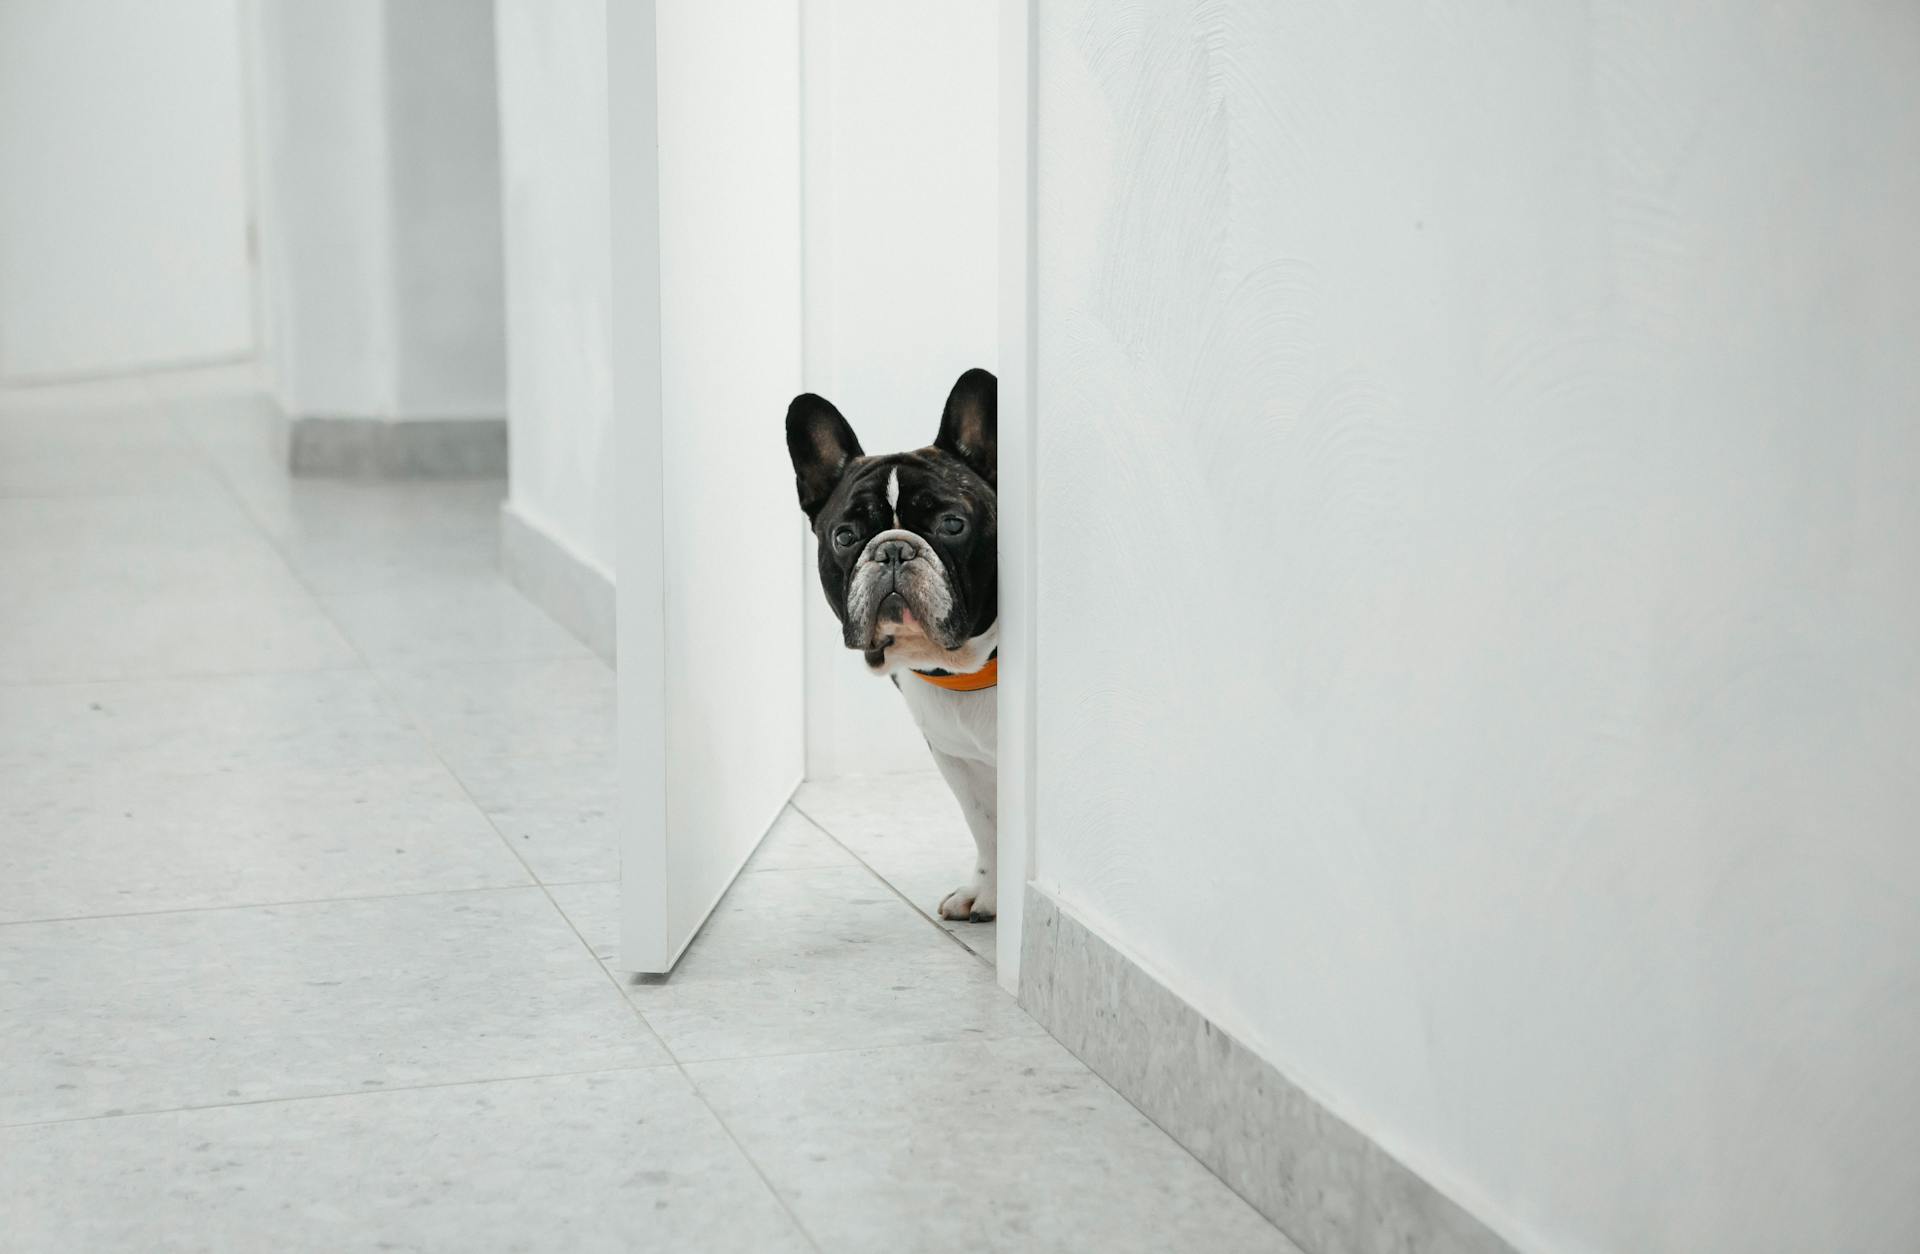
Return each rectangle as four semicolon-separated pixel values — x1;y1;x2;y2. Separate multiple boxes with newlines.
0;0;253;380
1033;3;1920;1252
494;0;616;573
800;0;999;777
245;0;390;417
246;0;504;421
385;0;508;418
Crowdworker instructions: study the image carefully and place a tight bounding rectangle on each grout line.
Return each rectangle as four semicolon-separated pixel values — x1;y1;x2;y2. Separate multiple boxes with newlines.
0;483;224;503
786;797;998;969
641;1028;1047;1073
499;813;825;1252
0;352;252;391
674;1068;826;1254
0;661;371;690
358;654;613;687
155;395;374;661
525;868;827;1253
0;1061;682;1134
0;880;540;930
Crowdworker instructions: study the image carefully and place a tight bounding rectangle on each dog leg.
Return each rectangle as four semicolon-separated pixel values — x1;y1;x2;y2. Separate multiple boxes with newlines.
927;748;996;922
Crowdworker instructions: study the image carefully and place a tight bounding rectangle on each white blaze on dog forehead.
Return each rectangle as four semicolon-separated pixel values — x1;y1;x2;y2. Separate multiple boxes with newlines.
885;466;900;523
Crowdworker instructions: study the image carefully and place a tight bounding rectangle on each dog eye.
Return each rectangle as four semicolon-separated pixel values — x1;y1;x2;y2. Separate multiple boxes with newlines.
938;515;966;536
833;526;859;548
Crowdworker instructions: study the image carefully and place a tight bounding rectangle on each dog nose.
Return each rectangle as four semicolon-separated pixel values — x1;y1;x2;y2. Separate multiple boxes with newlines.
875;539;915;566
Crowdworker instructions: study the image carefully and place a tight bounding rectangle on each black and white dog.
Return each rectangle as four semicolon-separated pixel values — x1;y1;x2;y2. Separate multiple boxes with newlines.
785;368;998;922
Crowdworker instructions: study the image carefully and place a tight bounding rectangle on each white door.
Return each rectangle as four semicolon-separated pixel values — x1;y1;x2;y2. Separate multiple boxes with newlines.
609;2;805;973
0;0;254;379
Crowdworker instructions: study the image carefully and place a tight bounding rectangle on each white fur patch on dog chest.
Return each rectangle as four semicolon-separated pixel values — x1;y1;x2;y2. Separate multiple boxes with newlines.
898;676;997;765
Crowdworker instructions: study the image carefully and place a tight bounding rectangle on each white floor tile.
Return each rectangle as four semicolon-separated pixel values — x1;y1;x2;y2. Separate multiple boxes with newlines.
376;659;619;880
0;486;257;548
476;804;608;884
792;772;973;868
0;374;166;417
0;671;529;922
745;807;857;873
0;889;667;1125
321;579;590;667
215;460;507;596
686;1034;1303;1254
374;656;615;768
550;868;1038;1063
156;388;297;517
794;772;996;956
0;1068;811;1254
0;495;357;683
0;397;220;498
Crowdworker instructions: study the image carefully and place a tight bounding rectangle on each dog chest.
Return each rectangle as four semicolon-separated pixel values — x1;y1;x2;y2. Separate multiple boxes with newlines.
897;678;997;766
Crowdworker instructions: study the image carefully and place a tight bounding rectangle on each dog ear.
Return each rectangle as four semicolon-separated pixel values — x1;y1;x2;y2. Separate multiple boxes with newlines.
786;392;864;520
935;368;996;485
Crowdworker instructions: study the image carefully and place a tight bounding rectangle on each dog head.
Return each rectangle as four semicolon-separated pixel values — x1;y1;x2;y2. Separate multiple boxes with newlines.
786;368;997;676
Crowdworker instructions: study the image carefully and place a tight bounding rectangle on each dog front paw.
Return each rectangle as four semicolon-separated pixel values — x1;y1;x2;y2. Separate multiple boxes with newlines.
938;870;996;922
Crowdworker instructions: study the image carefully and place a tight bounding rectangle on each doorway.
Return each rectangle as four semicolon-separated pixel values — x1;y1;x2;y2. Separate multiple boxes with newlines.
612;1;1033;986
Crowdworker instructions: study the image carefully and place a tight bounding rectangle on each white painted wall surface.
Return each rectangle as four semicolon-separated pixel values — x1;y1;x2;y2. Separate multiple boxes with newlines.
800;0;999;778
1033;3;1920;1252
385;0;507;419
494;0;615;573
0;0;253;379
246;0;394;418
246;0;504;421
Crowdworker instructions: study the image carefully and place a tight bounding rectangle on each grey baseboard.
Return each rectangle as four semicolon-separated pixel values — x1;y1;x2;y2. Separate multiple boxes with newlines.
1019;886;1520;1254
289;415;508;478
499;501;616;664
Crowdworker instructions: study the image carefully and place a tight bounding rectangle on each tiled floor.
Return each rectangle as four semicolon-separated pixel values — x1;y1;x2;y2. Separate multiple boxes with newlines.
0;369;1297;1253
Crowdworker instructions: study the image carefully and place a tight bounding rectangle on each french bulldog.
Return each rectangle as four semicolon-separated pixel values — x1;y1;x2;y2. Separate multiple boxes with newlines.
785;368;999;921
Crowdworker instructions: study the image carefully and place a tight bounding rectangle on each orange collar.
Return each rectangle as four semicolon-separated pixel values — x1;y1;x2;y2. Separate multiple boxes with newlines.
913;656;997;692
